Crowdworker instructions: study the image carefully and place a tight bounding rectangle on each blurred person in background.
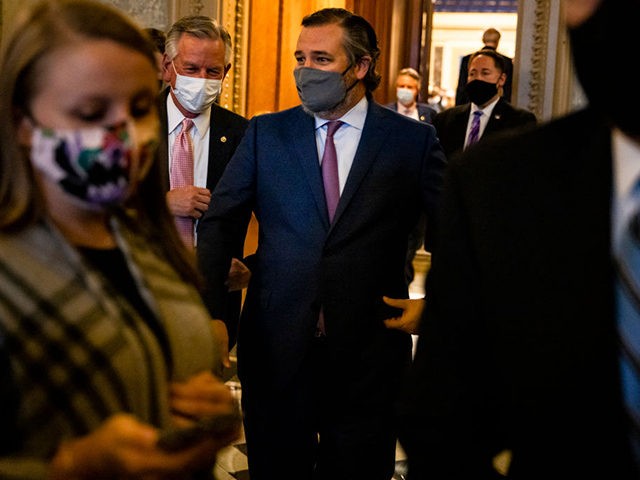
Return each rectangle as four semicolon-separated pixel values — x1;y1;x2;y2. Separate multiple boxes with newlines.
455;27;513;105
385;67;437;287
433;48;536;161
386;67;437;124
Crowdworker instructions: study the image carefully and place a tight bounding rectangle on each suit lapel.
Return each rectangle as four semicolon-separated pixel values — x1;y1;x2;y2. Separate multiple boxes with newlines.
332;102;390;224
207;105;232;190
485;98;508;136
451;105;471;153
157;89;171;190
287;109;332;227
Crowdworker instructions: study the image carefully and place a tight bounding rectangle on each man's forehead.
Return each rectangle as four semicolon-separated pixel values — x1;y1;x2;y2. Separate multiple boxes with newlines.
296;24;344;52
470;56;495;69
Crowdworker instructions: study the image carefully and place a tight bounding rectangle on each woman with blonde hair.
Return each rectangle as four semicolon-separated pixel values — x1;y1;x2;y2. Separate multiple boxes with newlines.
0;0;238;478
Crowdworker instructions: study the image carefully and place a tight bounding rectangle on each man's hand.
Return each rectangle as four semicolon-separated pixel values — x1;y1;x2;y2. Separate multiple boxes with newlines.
382;296;425;335
166;186;211;218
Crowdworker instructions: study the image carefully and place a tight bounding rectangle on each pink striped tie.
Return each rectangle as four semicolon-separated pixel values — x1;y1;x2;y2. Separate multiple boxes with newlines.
171;118;195;248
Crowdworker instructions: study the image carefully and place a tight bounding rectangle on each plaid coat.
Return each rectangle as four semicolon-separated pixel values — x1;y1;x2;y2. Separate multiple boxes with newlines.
0;217;218;478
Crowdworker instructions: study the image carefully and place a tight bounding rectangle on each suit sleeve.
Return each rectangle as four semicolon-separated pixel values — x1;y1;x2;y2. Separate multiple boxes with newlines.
421;124;448;252
197;117;257;337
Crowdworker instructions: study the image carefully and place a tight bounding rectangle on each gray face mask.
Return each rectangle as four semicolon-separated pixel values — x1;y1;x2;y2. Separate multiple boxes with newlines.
293;65;354;112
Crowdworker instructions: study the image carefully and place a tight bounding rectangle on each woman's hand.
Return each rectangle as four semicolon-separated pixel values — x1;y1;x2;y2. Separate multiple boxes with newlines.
48;413;228;479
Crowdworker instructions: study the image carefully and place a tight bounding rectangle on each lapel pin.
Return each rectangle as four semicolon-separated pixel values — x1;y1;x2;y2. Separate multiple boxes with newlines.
220;136;227;143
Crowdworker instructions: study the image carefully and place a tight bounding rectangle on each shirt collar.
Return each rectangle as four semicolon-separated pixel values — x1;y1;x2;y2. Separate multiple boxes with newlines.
314;95;368;131
397;102;416;114
166;93;211;136
471;96;500;117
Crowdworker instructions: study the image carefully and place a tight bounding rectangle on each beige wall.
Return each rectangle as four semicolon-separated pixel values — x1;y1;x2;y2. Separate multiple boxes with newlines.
429;12;518;107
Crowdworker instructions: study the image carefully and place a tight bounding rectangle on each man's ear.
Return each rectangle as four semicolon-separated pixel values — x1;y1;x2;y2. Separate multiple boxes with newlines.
355;56;371;80
224;63;232;79
497;72;507;88
161;53;174;84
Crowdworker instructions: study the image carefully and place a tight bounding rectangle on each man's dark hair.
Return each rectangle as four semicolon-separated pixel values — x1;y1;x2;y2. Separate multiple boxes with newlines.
301;8;381;92
469;48;506;74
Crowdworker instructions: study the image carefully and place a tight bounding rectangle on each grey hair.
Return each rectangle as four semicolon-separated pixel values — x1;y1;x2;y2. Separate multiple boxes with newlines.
398;67;421;85
165;15;232;65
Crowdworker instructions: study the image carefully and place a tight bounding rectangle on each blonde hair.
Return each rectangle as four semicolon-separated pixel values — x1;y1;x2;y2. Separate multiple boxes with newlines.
0;0;201;284
398;67;422;85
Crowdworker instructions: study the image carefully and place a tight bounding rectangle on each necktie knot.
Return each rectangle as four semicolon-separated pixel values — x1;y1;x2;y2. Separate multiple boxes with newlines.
182;118;194;134
326;120;343;138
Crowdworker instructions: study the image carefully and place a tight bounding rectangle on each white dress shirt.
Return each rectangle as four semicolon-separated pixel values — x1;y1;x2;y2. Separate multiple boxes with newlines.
314;96;368;194
166;94;211;188
464;97;500;149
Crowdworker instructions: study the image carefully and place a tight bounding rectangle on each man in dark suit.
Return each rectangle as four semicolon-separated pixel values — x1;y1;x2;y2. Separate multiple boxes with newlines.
158;15;249;355
455;28;513;105
433;48;536;160
398;0;640;478
385;67;437;124
197;8;446;480
385;67;437;285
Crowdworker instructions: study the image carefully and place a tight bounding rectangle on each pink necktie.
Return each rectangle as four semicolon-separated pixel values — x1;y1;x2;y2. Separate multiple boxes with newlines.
466;110;483;147
171;118;195;248
321;121;343;222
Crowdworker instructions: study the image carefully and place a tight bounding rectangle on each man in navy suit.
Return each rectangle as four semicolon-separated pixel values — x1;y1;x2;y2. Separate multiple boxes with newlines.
157;16;249;354
433;48;536;161
385;67;437;285
197;8;446;480
455;28;513;105
385;67;437;124
398;0;640;477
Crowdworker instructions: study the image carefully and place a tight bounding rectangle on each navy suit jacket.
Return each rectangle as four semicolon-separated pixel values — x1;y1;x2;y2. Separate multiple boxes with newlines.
398;108;636;478
432;97;537;160
384;101;437;124
198;99;446;394
157;89;249;345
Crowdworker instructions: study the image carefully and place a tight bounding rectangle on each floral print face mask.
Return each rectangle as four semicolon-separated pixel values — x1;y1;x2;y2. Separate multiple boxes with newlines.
30;123;157;207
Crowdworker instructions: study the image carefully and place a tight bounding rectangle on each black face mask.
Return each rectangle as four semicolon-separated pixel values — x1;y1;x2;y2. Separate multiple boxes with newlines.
465;79;498;106
569;0;640;137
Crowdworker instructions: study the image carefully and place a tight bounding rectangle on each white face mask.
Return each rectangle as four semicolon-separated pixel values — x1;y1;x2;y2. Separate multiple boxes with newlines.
171;62;222;113
396;87;415;106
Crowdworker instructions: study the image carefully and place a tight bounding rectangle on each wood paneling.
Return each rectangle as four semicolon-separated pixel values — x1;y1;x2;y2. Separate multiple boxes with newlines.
246;0;282;117
246;0;347;117
349;0;429;105
244;0;429;116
